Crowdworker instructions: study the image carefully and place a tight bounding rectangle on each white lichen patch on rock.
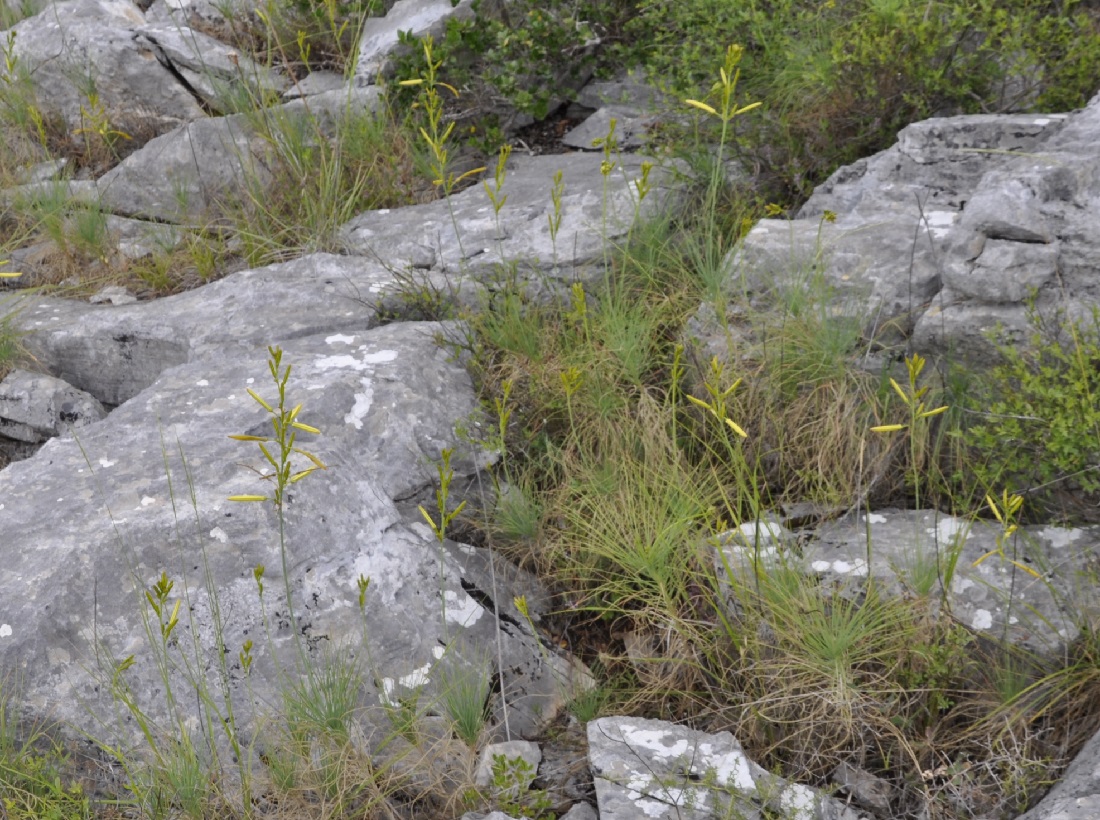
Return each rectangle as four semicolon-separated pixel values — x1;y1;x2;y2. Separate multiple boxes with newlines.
929;516;968;543
345;378;374;429
971;609;994;629
1039;526;1082;549
443;589;484;626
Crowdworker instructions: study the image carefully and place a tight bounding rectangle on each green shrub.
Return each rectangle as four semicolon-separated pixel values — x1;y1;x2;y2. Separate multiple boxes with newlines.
960;306;1100;519
616;0;1100;197
394;0;624;121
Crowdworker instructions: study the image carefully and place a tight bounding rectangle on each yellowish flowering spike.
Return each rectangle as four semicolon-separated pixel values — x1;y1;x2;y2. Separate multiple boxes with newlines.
292;448;328;469
290;421;320;434
228;434;270;442
889;378;910;405
247;388;274;413
919;405;949;419
684;99;718;116
686;394;719;420
725;418;748;438
871;424;906;433
452;166;487;186
985;493;1003;524
972;549;997;569
721;378;743;398
229;494;268;502
1010;559;1041;579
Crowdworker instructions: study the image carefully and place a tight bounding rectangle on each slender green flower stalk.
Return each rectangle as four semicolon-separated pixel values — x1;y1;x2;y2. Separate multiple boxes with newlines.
683;44;761;172
870;352;948;512
484;143;513;265
400;35;486;264
229;346;327;663
682;44;762;285
547;169;565;271
418;447;468;628
972;490;1039;578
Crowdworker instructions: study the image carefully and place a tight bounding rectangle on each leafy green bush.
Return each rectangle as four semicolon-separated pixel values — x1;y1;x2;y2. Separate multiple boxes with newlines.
960;306;1100;518
617;0;1100;197
394;0;624;121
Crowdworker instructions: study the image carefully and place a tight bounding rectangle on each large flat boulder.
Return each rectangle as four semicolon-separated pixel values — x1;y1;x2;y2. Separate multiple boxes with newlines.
4;0;280;142
341;153;676;292
0;287;576;762
712;95;1100;365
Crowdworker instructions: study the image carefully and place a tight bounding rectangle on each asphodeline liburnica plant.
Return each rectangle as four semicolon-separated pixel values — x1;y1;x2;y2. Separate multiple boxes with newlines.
871;352;948;512
683;44;761;255
484;143;512;265
418;447;468;626
229;345;327;658
547;169;564;271
684;43;761;175
689;355;749;441
972;490;1039;579
400;35;485;260
591;117;618;263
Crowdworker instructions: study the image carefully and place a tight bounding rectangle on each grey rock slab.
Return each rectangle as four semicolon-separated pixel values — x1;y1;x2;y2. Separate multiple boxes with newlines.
961;177;1052;243
7;0;206;138
281;70;345;100
12;252;425;406
0;179;100;212
799;113;1067;222
341;153;677;288
275;85;384;138
723;212;947;338
0;320;564;757
588;716;869;820
0;367;105;442
135;24;285;106
88;285;138;305
831;762;893;814
94;113;269;222
103;214;183;259
911;288;1056;364
354;0;475;83
562;106;656;151
807;509;1100;656
93;89;383;222
770;101;1100;363
575;73;668;113
944;238;1060;303
558;803;598;820
144;0;239;27
19;158;68;184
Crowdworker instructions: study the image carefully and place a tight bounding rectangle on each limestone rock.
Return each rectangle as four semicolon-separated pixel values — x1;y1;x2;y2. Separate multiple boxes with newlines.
354;0;475;84
0;368;105;442
806;509;1099;656
6;0;202;139
341;153;678;294
588;716;870;820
